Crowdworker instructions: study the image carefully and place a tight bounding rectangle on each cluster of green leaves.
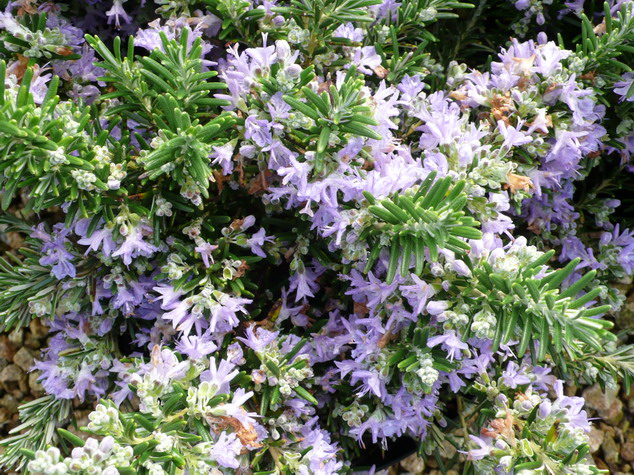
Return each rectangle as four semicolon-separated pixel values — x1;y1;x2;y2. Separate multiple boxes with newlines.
371;0;475;45
0;247;59;331
361;171;482;284
0;396;71;471
0;12;79;61
138;112;236;200
0;62;97;212
68;392;219;474
153;227;266;297
285;0;381;54
85;29;238;206
202;0;263;41
17;385;238;474
471;252;616;368
86;30;230;122
372;29;434;84
474;401;607;475
248;337;316;415
282;65;381;173
203;0;382;46
576;342;634;393
388;324;459;381
572;2;634;74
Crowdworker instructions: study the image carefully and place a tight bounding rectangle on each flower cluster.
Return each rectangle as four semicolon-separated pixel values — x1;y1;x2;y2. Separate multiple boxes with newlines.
1;0;634;474
466;380;601;474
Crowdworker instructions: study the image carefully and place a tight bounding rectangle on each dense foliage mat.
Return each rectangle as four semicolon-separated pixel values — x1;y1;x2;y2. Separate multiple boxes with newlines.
1;0;634;473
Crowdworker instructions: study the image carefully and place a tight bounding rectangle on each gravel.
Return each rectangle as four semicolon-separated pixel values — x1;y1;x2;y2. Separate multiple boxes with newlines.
0;322;48;437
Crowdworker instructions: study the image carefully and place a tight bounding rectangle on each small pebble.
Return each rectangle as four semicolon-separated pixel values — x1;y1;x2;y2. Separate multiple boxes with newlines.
622;441;634;463
0;394;18;413
400;453;425;473
0;335;16;360
29;319;49;340
7;329;23;346
589;426;605;453
28;371;45;396
603;432;621;466
0;364;28;396
583;384;623;425
13;347;34;372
